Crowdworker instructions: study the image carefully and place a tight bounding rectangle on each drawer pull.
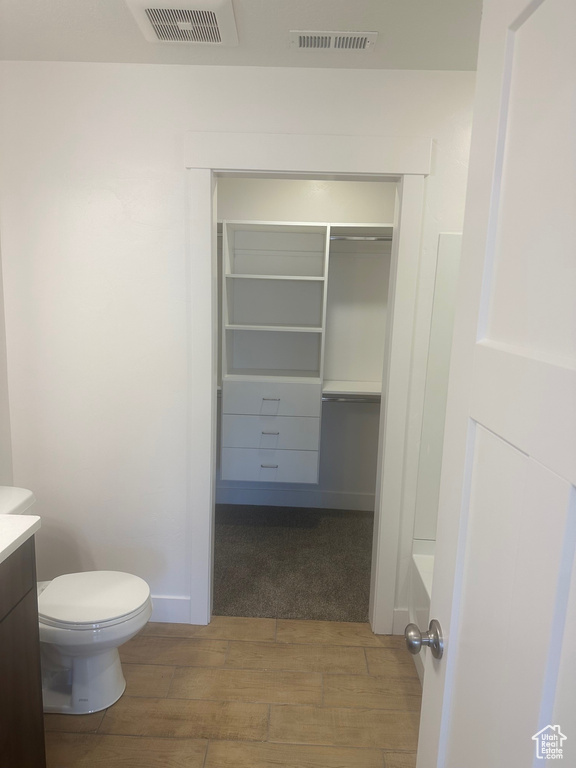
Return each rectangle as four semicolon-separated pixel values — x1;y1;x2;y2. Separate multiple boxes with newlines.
262;397;280;401
261;463;279;469
262;431;280;435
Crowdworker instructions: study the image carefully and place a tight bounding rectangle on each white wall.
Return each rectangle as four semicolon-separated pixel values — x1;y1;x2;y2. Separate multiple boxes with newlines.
218;178;396;224
0;247;13;485
0;61;474;622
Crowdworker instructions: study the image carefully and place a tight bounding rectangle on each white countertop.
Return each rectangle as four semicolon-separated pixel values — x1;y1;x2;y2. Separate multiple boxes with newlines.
0;515;41;566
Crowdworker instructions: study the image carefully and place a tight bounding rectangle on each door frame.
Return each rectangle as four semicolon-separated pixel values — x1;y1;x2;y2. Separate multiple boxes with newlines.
184;131;431;630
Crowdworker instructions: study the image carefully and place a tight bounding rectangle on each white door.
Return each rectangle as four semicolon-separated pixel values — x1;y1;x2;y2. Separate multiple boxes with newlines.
417;0;576;766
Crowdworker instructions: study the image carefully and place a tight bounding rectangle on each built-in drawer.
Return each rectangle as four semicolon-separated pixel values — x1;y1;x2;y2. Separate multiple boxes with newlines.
222;380;321;418
222;414;320;451
221;447;319;484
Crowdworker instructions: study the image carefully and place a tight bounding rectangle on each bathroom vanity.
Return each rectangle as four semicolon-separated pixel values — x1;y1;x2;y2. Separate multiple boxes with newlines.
0;515;46;767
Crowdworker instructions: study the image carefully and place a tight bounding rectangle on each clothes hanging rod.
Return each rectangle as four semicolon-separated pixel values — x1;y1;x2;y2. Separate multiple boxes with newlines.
216;390;380;403
322;395;381;403
216;234;392;240
330;236;392;242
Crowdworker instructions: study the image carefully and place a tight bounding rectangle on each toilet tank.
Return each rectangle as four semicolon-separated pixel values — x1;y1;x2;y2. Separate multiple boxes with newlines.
0;486;36;515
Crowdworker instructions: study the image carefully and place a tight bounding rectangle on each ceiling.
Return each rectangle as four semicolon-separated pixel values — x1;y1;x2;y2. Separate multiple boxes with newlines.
0;0;482;70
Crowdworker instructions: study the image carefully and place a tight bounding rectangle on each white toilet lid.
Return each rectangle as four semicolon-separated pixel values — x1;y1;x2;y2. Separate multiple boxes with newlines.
38;571;151;625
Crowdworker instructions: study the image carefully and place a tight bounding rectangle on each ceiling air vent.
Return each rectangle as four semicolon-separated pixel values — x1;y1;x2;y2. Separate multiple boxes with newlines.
290;31;377;52
125;0;238;45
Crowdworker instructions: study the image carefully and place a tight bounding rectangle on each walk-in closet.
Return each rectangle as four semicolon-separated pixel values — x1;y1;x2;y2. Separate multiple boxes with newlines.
213;177;396;622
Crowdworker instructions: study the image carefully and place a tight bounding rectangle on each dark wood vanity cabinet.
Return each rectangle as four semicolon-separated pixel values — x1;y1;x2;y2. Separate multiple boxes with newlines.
0;537;46;767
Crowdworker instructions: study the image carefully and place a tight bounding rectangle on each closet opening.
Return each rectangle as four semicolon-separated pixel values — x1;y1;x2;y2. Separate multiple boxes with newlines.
212;175;396;623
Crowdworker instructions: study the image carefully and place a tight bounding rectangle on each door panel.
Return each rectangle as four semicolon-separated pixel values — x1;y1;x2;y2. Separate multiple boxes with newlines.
471;343;576;481
485;0;576;360
448;426;574;766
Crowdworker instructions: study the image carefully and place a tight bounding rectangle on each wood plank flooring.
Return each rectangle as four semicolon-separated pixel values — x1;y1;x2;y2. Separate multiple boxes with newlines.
44;618;421;768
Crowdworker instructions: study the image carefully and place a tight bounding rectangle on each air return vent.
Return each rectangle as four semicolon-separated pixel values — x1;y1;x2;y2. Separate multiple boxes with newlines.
125;0;238;45
290;31;377;52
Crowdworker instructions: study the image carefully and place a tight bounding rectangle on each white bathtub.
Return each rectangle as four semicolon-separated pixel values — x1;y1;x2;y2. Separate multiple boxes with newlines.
409;540;435;682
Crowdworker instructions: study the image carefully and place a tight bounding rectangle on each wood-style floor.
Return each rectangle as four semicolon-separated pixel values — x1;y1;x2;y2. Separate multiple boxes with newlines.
44;618;421;768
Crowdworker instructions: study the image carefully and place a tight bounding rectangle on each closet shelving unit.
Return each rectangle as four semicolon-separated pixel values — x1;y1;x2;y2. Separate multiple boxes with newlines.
219;220;393;484
322;225;393;400
222;222;328;381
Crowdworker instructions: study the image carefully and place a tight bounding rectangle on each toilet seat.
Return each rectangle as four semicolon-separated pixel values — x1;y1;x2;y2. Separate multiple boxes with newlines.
38;571;151;629
38;600;151;631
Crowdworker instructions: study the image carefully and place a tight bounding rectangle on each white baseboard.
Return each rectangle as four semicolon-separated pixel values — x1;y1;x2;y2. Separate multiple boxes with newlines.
215;485;374;511
150;595;197;624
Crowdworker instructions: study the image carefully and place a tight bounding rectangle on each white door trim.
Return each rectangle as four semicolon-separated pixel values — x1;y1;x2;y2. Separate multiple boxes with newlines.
184;131;429;630
184;132;432;176
370;175;426;633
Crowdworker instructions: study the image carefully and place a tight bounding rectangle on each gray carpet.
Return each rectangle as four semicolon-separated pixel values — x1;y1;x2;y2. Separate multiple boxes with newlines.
213;505;374;622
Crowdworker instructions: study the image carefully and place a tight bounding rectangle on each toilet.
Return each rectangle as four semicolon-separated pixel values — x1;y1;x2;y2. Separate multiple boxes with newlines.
0;486;153;714
38;571;152;714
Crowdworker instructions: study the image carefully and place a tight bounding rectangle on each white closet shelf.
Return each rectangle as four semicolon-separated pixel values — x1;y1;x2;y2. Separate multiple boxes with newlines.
224;370;321;381
225;274;325;282
322;380;382;396
225;324;322;334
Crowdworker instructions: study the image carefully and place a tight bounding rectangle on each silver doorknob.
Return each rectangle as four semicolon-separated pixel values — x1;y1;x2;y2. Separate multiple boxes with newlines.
404;619;444;659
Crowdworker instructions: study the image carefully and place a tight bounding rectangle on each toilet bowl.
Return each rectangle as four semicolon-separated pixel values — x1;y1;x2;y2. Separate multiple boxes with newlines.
37;570;152;714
